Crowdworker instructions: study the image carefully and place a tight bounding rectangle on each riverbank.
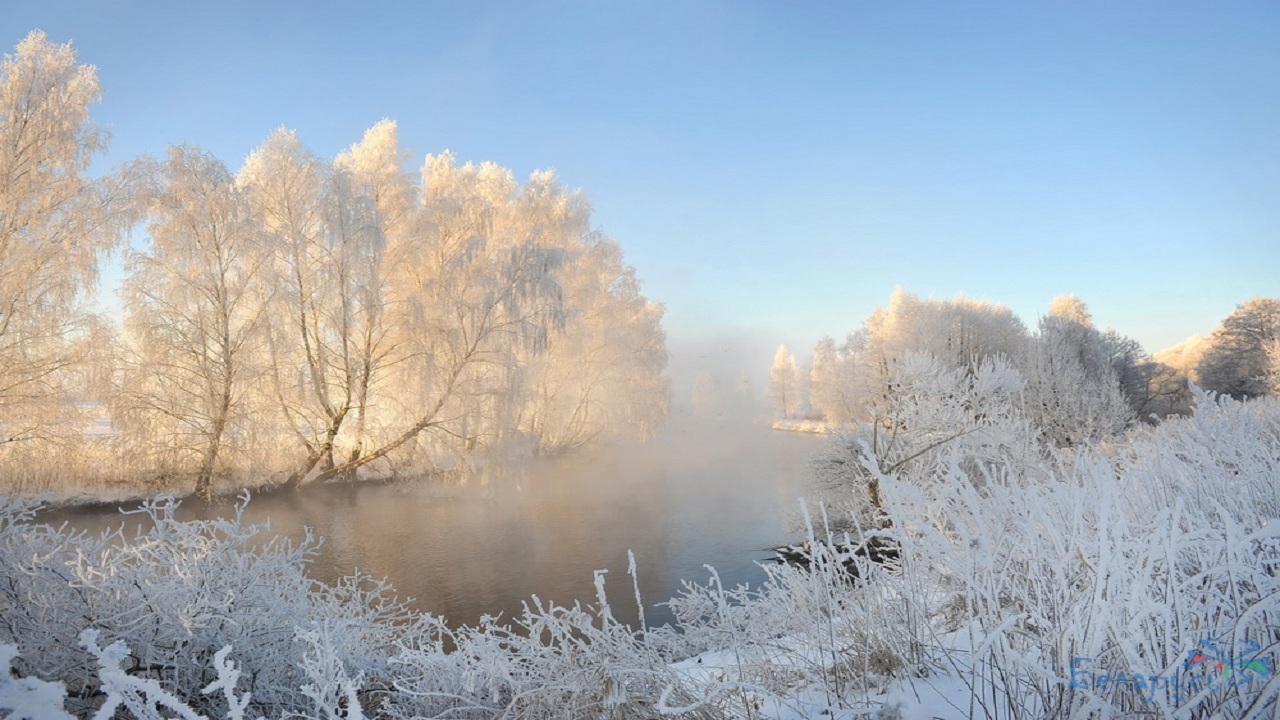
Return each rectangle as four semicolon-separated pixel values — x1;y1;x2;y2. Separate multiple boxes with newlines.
5;442;524;510
771;417;834;433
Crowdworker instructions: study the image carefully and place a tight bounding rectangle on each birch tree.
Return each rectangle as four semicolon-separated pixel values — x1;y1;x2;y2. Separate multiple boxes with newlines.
116;146;267;498
237;128;388;486
518;235;668;453
769;344;798;419
293;145;568;483
0;31;128;445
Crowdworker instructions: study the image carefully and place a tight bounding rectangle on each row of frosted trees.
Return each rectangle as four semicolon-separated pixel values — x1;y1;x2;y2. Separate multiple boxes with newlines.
0;32;668;499
774;288;1280;448
772;288;1204;447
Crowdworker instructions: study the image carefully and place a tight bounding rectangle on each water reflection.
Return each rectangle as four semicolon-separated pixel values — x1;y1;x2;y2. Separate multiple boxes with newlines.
42;415;823;630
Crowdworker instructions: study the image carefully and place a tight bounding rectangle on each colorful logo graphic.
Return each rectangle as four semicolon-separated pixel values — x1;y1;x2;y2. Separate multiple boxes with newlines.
1070;637;1274;706
1185;637;1273;681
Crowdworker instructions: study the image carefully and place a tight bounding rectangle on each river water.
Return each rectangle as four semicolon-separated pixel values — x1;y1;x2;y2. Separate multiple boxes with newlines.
40;414;826;631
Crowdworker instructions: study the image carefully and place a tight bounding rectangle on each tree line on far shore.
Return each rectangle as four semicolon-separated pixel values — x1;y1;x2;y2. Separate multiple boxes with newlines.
769;287;1280;446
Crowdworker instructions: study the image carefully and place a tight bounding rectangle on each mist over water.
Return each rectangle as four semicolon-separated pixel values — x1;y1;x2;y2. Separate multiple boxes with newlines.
44;413;825;631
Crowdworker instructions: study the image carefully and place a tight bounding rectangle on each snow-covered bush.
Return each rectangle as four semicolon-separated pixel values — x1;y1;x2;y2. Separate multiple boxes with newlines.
0;641;74;720
867;386;1280;718
812;352;1039;530
387;589;716;719
659;504;933;718
0;494;409;718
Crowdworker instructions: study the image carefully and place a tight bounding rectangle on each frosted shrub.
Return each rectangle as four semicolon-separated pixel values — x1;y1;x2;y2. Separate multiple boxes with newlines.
663;514;928;715
387;581;718;720
0;494;409;718
812;352;1038;530
1056;391;1280;719
0;633;261;720
869;386;1280;718
80;628;211;720
1116;389;1280;521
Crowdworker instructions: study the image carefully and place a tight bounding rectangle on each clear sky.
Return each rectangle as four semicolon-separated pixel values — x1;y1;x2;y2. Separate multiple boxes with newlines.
6;1;1279;363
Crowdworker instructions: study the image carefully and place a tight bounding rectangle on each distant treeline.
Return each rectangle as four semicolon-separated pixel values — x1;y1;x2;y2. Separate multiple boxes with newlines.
769;287;1280;446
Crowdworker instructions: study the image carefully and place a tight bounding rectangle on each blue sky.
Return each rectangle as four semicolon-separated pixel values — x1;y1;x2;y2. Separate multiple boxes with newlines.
6;1;1279;362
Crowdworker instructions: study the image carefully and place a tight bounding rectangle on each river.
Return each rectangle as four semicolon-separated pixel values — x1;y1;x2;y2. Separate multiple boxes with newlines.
40;414;826;631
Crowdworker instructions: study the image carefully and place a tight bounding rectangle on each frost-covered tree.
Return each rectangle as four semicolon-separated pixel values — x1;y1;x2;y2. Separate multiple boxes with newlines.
860;288;1030;405
1095;328;1190;420
807;336;842;423
237;128;390;486
1023;296;1133;447
272;142;605;482
806;334;868;425
309;150;566;479
1197;297;1280;399
868;288;1030;371
1153;333;1210;384
1150;335;1211;417
518;231;668;453
115;146;268;498
317;120;414;477
768;344;798;419
1267;338;1280;397
0;32;129;445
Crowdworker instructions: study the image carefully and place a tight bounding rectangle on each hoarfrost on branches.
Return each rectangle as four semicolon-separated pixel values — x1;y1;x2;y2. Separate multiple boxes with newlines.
0;31;668;498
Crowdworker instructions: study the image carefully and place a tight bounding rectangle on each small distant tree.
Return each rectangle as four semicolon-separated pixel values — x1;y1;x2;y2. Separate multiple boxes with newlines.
1197;298;1280;399
769;344;798;419
807;336;840;422
813;352;1035;527
1046;293;1091;326
1023;296;1133;447
807;335;867;424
